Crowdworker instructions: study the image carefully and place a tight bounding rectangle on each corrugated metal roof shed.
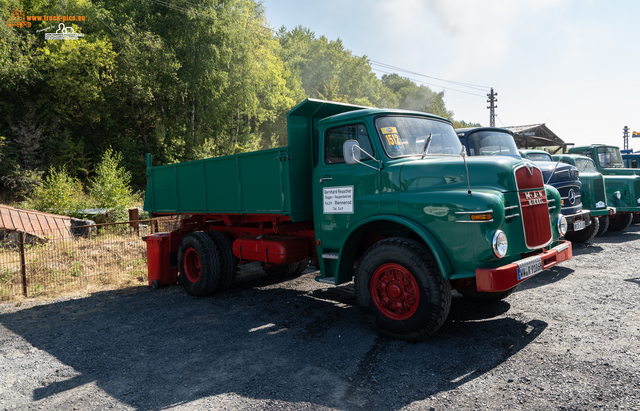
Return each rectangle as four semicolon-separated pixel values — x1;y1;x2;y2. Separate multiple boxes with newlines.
503;123;573;153
0;204;72;240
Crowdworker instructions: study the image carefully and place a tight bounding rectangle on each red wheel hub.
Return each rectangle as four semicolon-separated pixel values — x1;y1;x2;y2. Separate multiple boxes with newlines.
370;263;420;321
183;248;201;283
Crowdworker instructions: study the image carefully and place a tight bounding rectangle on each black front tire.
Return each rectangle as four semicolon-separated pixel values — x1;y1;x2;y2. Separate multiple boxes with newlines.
596;215;609;236
178;232;221;297
354;238;452;342
608;213;633;232
564;216;599;243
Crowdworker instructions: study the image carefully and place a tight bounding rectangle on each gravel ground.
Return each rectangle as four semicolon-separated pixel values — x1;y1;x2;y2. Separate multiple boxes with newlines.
1;225;640;410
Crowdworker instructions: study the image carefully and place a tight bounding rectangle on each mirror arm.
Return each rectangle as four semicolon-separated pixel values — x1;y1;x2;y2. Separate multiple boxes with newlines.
352;146;381;171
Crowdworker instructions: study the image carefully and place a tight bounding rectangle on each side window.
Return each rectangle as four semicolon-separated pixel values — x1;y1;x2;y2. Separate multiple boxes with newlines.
632;160;638;168
325;124;374;164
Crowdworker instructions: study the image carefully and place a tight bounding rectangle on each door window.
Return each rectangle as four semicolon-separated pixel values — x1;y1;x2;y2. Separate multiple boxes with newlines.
325;124;374;164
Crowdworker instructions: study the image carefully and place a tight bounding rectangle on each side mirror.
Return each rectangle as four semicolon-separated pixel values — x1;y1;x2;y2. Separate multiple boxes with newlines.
343;140;361;165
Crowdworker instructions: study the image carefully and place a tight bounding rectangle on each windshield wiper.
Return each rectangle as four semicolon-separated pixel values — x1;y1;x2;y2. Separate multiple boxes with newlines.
420;133;433;160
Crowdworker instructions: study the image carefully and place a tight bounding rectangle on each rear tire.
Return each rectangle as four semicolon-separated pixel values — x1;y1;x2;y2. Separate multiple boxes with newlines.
608;213;633;232
455;278;517;302
596;215;609;236
178;232;221;296
564;216;599;243
633;213;640;224
354;238;451;342
207;231;238;291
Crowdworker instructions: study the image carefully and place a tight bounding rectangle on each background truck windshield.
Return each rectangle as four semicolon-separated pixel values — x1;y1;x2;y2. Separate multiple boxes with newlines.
575;158;597;173
467;131;519;156
527;152;553;162
597;147;624;168
376;116;461;159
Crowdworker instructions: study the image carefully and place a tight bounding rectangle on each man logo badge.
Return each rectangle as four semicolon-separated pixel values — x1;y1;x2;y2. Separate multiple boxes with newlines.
525;162;534;175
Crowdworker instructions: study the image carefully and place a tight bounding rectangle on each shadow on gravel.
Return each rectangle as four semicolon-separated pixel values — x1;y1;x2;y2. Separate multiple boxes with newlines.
596;223;640;244
514;266;575;292
0;271;546;411
624;277;640;287
569;241;604;257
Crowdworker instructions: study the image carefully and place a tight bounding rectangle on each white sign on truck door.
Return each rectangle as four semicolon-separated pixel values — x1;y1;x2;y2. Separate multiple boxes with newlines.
323;186;354;214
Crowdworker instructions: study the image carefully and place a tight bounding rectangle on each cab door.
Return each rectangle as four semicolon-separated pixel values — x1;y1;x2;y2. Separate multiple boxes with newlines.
312;123;381;261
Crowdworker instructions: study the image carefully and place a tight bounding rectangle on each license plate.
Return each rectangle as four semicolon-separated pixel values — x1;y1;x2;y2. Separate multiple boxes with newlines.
573;220;586;231
517;256;543;281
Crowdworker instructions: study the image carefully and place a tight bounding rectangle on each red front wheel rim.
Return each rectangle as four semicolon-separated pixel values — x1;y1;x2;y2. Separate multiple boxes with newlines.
370;263;420;321
184;248;201;283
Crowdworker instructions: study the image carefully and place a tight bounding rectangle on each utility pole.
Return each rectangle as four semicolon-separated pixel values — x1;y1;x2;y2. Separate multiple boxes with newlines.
623;126;629;151
487;88;497;127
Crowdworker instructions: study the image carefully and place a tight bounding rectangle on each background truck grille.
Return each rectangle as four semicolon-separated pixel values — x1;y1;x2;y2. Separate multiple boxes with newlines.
515;166;553;249
594;177;606;205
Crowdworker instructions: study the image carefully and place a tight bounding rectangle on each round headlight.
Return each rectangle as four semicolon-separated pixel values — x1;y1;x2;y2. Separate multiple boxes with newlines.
558;215;568;236
615;191;622;200
492;230;508;258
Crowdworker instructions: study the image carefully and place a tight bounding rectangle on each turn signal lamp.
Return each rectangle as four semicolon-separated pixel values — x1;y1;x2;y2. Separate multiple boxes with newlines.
471;213;492;221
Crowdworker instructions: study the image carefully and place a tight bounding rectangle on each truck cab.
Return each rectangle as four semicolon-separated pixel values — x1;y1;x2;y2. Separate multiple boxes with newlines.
144;99;573;341
621;150;640;169
567;144;640;231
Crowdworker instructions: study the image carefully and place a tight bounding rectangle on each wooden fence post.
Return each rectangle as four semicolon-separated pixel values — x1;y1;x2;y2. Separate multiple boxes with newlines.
128;208;139;236
19;231;27;297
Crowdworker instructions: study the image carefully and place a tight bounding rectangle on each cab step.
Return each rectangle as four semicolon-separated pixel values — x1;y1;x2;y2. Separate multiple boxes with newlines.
322;253;339;259
315;276;335;284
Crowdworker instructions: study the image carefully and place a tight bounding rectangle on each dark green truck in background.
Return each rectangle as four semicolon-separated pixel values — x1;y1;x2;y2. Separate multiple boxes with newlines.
567;144;640;231
551;154;616;235
144;99;572;341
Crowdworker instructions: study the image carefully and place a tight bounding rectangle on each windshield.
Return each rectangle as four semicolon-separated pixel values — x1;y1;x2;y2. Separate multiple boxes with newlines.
526;153;553;162
597;147;624;168
375;116;461;159
575;158;596;173
467;131;519;156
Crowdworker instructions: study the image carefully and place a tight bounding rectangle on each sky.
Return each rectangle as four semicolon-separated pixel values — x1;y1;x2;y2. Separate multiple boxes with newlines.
261;0;639;151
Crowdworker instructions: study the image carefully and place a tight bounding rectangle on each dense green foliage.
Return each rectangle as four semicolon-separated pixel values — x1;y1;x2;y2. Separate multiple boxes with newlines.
23;149;136;221
1;0;481;204
25;166;87;218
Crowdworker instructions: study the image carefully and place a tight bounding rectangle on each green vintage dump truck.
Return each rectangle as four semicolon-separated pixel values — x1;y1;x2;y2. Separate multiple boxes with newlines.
144;99;572;341
551;154;616;236
567;144;640;231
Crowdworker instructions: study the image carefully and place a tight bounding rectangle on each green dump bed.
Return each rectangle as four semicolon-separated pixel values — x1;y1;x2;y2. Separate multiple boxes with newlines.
143;99;367;223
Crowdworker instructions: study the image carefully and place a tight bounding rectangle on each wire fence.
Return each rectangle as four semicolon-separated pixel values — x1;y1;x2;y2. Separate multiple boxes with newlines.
0;217;180;301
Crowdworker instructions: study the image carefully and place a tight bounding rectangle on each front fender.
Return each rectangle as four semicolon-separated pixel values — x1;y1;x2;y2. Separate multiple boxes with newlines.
334;215;454;284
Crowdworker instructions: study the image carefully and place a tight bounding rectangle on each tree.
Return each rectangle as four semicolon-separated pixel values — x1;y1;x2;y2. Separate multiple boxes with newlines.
88;149;136;222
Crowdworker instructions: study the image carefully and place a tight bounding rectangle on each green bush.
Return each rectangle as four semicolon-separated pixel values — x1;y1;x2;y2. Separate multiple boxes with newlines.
88;149;136;222
25;166;87;218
